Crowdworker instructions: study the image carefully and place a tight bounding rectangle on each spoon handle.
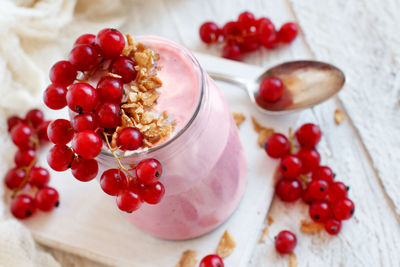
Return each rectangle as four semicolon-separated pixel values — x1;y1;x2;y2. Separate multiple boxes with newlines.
208;72;249;90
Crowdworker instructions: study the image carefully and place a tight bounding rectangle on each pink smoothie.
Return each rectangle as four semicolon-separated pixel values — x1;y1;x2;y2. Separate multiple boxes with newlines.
98;36;247;240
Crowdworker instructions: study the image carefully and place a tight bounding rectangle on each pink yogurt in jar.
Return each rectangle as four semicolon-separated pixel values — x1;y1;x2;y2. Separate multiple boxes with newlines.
97;36;247;240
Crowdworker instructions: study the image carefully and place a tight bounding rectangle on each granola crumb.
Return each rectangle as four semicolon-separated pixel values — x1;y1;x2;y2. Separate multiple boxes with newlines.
232;112;246;128
175;250;197;267
216;230;236;258
267;216;274;226
251;116;274;148
259;226;269;243
334;109;345;125
300;220;324;234
289;252;298;267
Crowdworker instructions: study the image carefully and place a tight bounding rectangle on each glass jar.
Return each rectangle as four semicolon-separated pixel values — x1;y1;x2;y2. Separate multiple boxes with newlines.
97;36;247;240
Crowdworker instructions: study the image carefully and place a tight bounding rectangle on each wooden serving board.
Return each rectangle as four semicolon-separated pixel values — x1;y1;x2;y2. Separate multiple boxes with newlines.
23;53;298;267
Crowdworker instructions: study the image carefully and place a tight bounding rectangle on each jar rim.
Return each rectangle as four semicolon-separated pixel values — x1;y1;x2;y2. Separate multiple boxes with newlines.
100;35;205;158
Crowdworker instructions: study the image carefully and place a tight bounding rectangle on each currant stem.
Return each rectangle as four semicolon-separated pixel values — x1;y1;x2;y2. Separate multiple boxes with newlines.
288;128;295;154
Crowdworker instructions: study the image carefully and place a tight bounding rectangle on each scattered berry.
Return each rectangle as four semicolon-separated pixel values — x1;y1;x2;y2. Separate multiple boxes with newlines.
199;254;224;267
275;230;297;254
199;22;220;43
265;133;290;158
277;22;299;43
259;77;284;102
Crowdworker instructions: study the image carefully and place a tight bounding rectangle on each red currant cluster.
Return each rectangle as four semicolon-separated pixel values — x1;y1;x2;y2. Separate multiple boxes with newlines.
5;109;59;219
199;11;299;61
43;28;165;213
266;123;355;235
199;254;224;267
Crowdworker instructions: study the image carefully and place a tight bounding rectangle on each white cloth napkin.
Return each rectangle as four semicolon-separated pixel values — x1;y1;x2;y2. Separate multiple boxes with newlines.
0;0;126;266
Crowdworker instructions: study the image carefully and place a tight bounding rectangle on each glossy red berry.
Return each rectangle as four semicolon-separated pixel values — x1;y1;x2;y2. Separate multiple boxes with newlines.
71;113;98;132
257;18;275;44
14;149;36;167
297;148;320;174
265;133;290;158
4;168;26;190
47;145;73;171
100;169;128;196
109;56;137;83
295;123;322;148
328;182;348;203
43;84;68;110
136;158;162;185
37;121;50;142
47;119;74;145
199;254;224;267
239;34;260;52
71;131;102;159
10;194;36;219
259;77;284;102
96;76;123;104
274;230;297;254
71;158;99;182
49;61;77;86
280;155;302;179
74;33;96;47
238;11;255;29
141;182;165;204
332;198;354;220
199;22;220;43
222;43;242;61
7;116;24;132
312;166;334;184
66;83;98;113
306;179;329;201
95;28;125;59
275;178;302;202
11;123;34;150
96;102;121;129
29;167;50;187
25;109;44;128
116;189;142;213
222;21;243;37
278;22;298;43
325;219;341;235
116;127;143;151
309;201;332;223
35;187;59;211
68;44;99;71
261;33;279;49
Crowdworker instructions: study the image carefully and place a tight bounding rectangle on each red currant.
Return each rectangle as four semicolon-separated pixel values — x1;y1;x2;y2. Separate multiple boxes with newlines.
222;43;242;61
29;167;50;187
71;130;102;159
280;155;302;179
261;33;279;49
71;113;98;132
35;187;59;212
332;198;354;220
259;77;284;102
309;201;332;223
43;84;68;110
116;127;143;151
11;123;34;150
265;133;290;158
4;168;26;190
116;189;142;213
47;145;74;171
306;179;329;201
277;22;298;43
96;76;123;104
274;230;297;254
238;11;255;29
66;83;98;113
71;158;99;182
295;123;322;148
49;61;77;86
68;44;99;71
7;116;24;132
275;178;302;202
328;182;348;203
100;169;128;196
95;28;125;59
37;121;51;142
25;109;44;128
222;21;243;37
199;22;220;43
109;56;137;83
199;254;224;267
324;219;341;235
239;34;260;52
74;33;96;47
47;119;74;145
141;182;165;204
297;148;320;174
312;166;334;184
10;194;36;219
14;149;36;167
96;102;121;129
257;18;275;44
136;158;162;185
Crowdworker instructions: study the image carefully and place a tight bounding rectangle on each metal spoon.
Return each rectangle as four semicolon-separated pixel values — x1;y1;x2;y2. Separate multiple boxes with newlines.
208;60;345;114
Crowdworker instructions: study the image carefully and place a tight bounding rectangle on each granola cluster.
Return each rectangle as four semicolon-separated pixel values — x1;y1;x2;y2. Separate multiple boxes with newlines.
110;34;175;149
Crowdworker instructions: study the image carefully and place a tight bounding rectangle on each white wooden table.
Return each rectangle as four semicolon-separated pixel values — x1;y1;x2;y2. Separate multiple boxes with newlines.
43;0;400;266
